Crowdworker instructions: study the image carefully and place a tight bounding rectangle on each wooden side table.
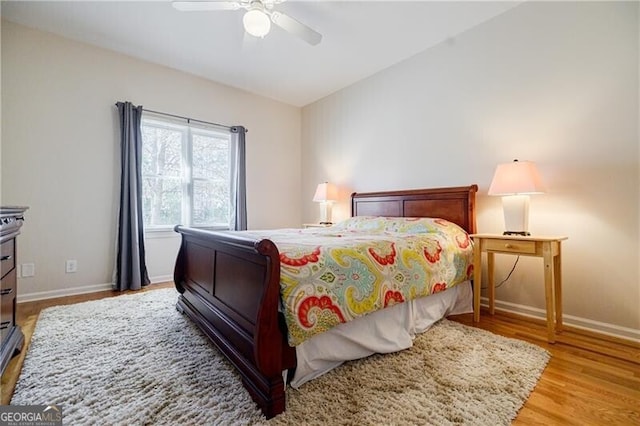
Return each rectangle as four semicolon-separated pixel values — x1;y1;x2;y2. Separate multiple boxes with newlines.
470;233;568;343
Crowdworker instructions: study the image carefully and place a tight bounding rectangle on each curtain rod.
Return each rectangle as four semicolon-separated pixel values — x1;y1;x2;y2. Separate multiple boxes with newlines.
115;102;236;131
142;108;233;131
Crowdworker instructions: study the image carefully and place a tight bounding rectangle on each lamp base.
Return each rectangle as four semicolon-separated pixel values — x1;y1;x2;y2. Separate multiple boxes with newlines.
501;195;531;236
318;201;333;224
503;231;531;236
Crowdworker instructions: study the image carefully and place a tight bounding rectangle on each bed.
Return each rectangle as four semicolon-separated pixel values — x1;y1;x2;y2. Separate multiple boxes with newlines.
173;185;478;418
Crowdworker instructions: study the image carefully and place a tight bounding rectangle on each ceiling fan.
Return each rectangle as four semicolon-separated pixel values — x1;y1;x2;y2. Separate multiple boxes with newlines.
172;0;322;45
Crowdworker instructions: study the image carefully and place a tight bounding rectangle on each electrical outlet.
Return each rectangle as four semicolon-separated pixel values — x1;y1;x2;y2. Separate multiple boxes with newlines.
65;260;77;273
21;263;35;277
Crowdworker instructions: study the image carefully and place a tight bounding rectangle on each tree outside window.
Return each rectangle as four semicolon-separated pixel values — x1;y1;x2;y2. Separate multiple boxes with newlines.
141;117;231;230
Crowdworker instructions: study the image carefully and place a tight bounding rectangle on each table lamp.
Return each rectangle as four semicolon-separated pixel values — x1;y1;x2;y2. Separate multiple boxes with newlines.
313;182;338;224
488;159;545;236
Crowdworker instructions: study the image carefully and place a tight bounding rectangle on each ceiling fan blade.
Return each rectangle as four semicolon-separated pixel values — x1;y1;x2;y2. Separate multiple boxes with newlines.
172;1;241;12
270;11;322;46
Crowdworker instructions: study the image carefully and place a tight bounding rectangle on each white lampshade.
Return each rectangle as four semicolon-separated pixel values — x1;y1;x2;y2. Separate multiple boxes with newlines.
313;182;338;202
243;9;271;38
488;160;545;195
488;159;545;235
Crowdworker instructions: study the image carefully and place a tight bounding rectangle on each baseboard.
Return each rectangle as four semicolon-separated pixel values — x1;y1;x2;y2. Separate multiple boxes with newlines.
484;297;640;343
17;283;114;303
149;274;173;284
17;275;174;303
17;284;639;343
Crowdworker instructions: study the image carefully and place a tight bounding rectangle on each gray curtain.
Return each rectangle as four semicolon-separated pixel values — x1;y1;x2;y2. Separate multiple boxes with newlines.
230;126;247;231
114;101;150;291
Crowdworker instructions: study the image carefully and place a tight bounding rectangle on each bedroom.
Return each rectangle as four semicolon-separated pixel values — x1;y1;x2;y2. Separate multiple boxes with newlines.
1;0;638;424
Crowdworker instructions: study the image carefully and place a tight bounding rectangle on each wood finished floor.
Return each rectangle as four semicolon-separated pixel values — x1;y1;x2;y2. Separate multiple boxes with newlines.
2;283;639;425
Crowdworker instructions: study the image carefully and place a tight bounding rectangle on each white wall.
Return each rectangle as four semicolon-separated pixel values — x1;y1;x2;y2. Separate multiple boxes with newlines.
1;21;302;299
302;2;639;337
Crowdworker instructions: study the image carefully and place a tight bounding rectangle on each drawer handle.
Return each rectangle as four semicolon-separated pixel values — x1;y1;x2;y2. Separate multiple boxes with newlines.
0;321;10;330
0;288;13;296
504;244;513;249
0;255;12;261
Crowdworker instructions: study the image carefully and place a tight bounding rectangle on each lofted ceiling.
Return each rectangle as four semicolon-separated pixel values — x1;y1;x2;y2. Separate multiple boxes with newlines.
1;1;521;106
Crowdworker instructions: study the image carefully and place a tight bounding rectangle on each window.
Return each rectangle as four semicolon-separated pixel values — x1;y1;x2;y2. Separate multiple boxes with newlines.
141;115;232;230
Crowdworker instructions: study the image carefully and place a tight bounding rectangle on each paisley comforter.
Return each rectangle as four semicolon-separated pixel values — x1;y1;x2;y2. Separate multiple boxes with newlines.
240;216;474;346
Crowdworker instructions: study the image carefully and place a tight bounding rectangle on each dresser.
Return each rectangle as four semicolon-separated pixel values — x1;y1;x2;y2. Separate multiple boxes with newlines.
1;206;27;375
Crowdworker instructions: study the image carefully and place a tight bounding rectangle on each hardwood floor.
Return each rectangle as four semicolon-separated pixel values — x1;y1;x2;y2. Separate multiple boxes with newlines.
2;285;639;425
451;312;640;425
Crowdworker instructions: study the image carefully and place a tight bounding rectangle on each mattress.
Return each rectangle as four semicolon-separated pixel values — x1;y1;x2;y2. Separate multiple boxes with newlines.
290;280;473;388
240;216;474;346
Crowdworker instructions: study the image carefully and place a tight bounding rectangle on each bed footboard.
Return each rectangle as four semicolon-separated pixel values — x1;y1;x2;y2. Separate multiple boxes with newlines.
173;226;296;419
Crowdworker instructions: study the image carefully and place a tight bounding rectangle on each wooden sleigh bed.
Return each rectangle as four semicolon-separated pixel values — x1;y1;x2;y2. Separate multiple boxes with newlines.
173;185;478;418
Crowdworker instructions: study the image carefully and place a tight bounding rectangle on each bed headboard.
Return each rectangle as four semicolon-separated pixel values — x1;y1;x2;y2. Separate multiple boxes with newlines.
351;185;478;234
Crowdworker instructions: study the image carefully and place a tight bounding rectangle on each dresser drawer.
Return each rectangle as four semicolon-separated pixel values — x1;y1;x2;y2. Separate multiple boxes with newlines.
0;296;13;334
1;266;17;295
484;238;536;254
1;238;15;279
1;268;16;338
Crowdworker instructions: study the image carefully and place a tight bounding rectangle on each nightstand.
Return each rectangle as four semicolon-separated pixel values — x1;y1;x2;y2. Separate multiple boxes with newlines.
303;223;332;228
470;233;568;343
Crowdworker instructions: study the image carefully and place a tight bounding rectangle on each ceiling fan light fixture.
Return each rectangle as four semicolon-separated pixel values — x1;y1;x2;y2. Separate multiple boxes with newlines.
172;0;322;45
243;9;271;38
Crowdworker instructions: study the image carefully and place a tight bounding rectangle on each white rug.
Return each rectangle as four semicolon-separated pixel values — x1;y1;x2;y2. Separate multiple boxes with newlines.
12;288;550;425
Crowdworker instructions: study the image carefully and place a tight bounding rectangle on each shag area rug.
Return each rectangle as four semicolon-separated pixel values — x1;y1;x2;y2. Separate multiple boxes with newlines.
12;288;550;425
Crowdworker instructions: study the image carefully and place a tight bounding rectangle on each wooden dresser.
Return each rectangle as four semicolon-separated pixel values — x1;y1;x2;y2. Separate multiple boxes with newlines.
1;206;27;375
